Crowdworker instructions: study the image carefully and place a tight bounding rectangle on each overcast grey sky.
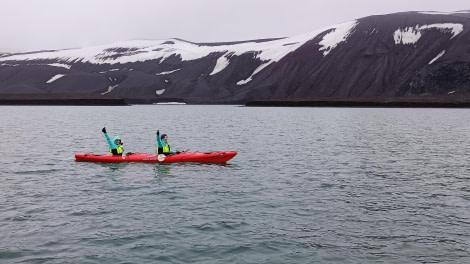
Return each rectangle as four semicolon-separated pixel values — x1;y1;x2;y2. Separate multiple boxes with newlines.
1;0;468;52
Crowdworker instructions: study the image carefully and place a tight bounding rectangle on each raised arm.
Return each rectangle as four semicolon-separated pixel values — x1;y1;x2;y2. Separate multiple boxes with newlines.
156;130;164;148
102;127;117;149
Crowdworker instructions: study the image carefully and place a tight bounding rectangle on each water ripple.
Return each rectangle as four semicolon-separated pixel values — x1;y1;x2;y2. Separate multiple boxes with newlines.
2;106;470;263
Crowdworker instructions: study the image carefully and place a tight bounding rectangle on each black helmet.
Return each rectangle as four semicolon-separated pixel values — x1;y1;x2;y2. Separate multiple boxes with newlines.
160;134;167;139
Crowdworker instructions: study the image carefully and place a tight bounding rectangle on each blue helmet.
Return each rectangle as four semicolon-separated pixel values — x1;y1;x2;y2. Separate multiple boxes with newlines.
113;136;121;141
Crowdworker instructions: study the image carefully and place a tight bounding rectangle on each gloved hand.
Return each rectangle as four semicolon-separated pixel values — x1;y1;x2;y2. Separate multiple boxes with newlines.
156;130;159;136
102;127;107;133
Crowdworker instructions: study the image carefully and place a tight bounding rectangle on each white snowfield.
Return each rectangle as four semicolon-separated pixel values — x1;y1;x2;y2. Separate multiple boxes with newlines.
0;21;358;86
393;23;464;45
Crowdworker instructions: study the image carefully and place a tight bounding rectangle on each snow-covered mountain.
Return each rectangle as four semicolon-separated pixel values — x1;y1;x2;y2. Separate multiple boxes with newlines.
0;11;469;104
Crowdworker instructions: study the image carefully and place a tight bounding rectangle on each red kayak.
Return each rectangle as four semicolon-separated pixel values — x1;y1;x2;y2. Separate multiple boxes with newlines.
75;151;237;163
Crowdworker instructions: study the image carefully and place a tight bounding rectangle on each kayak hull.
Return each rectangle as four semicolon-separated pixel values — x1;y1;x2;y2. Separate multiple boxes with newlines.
75;151;237;163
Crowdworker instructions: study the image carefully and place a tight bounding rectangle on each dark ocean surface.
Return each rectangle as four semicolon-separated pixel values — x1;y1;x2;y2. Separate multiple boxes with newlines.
1;105;470;263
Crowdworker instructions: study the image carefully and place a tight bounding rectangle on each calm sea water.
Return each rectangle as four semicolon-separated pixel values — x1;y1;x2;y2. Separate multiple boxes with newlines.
1;105;470;263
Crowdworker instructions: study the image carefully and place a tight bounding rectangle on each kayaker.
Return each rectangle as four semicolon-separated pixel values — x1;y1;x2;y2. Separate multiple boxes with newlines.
156;130;180;155
102;127;124;155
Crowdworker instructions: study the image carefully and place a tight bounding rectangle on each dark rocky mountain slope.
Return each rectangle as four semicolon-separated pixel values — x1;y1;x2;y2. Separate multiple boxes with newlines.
0;11;469;104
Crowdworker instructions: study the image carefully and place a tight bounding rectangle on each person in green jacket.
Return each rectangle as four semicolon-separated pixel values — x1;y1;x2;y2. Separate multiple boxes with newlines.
156;130;180;155
102;127;124;155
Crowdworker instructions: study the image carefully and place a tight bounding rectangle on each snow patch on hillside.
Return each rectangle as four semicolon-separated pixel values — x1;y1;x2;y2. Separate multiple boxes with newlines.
1;63;19;66
48;63;71;69
237;61;271;85
429;50;446;64
210;54;230;75
236;20;358;85
394;23;464;45
46;74;65;83
156;69;181;75
101;85;118;95
419;11;470;15
319;21;358;56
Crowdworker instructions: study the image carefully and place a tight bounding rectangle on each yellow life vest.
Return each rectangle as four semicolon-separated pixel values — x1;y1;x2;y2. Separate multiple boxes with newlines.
157;144;171;154
110;146;124;155
163;144;171;153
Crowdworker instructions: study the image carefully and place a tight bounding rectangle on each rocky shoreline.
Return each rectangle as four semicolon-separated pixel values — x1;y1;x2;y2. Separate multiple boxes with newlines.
0;94;127;106
245;97;470;108
4;94;470;108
